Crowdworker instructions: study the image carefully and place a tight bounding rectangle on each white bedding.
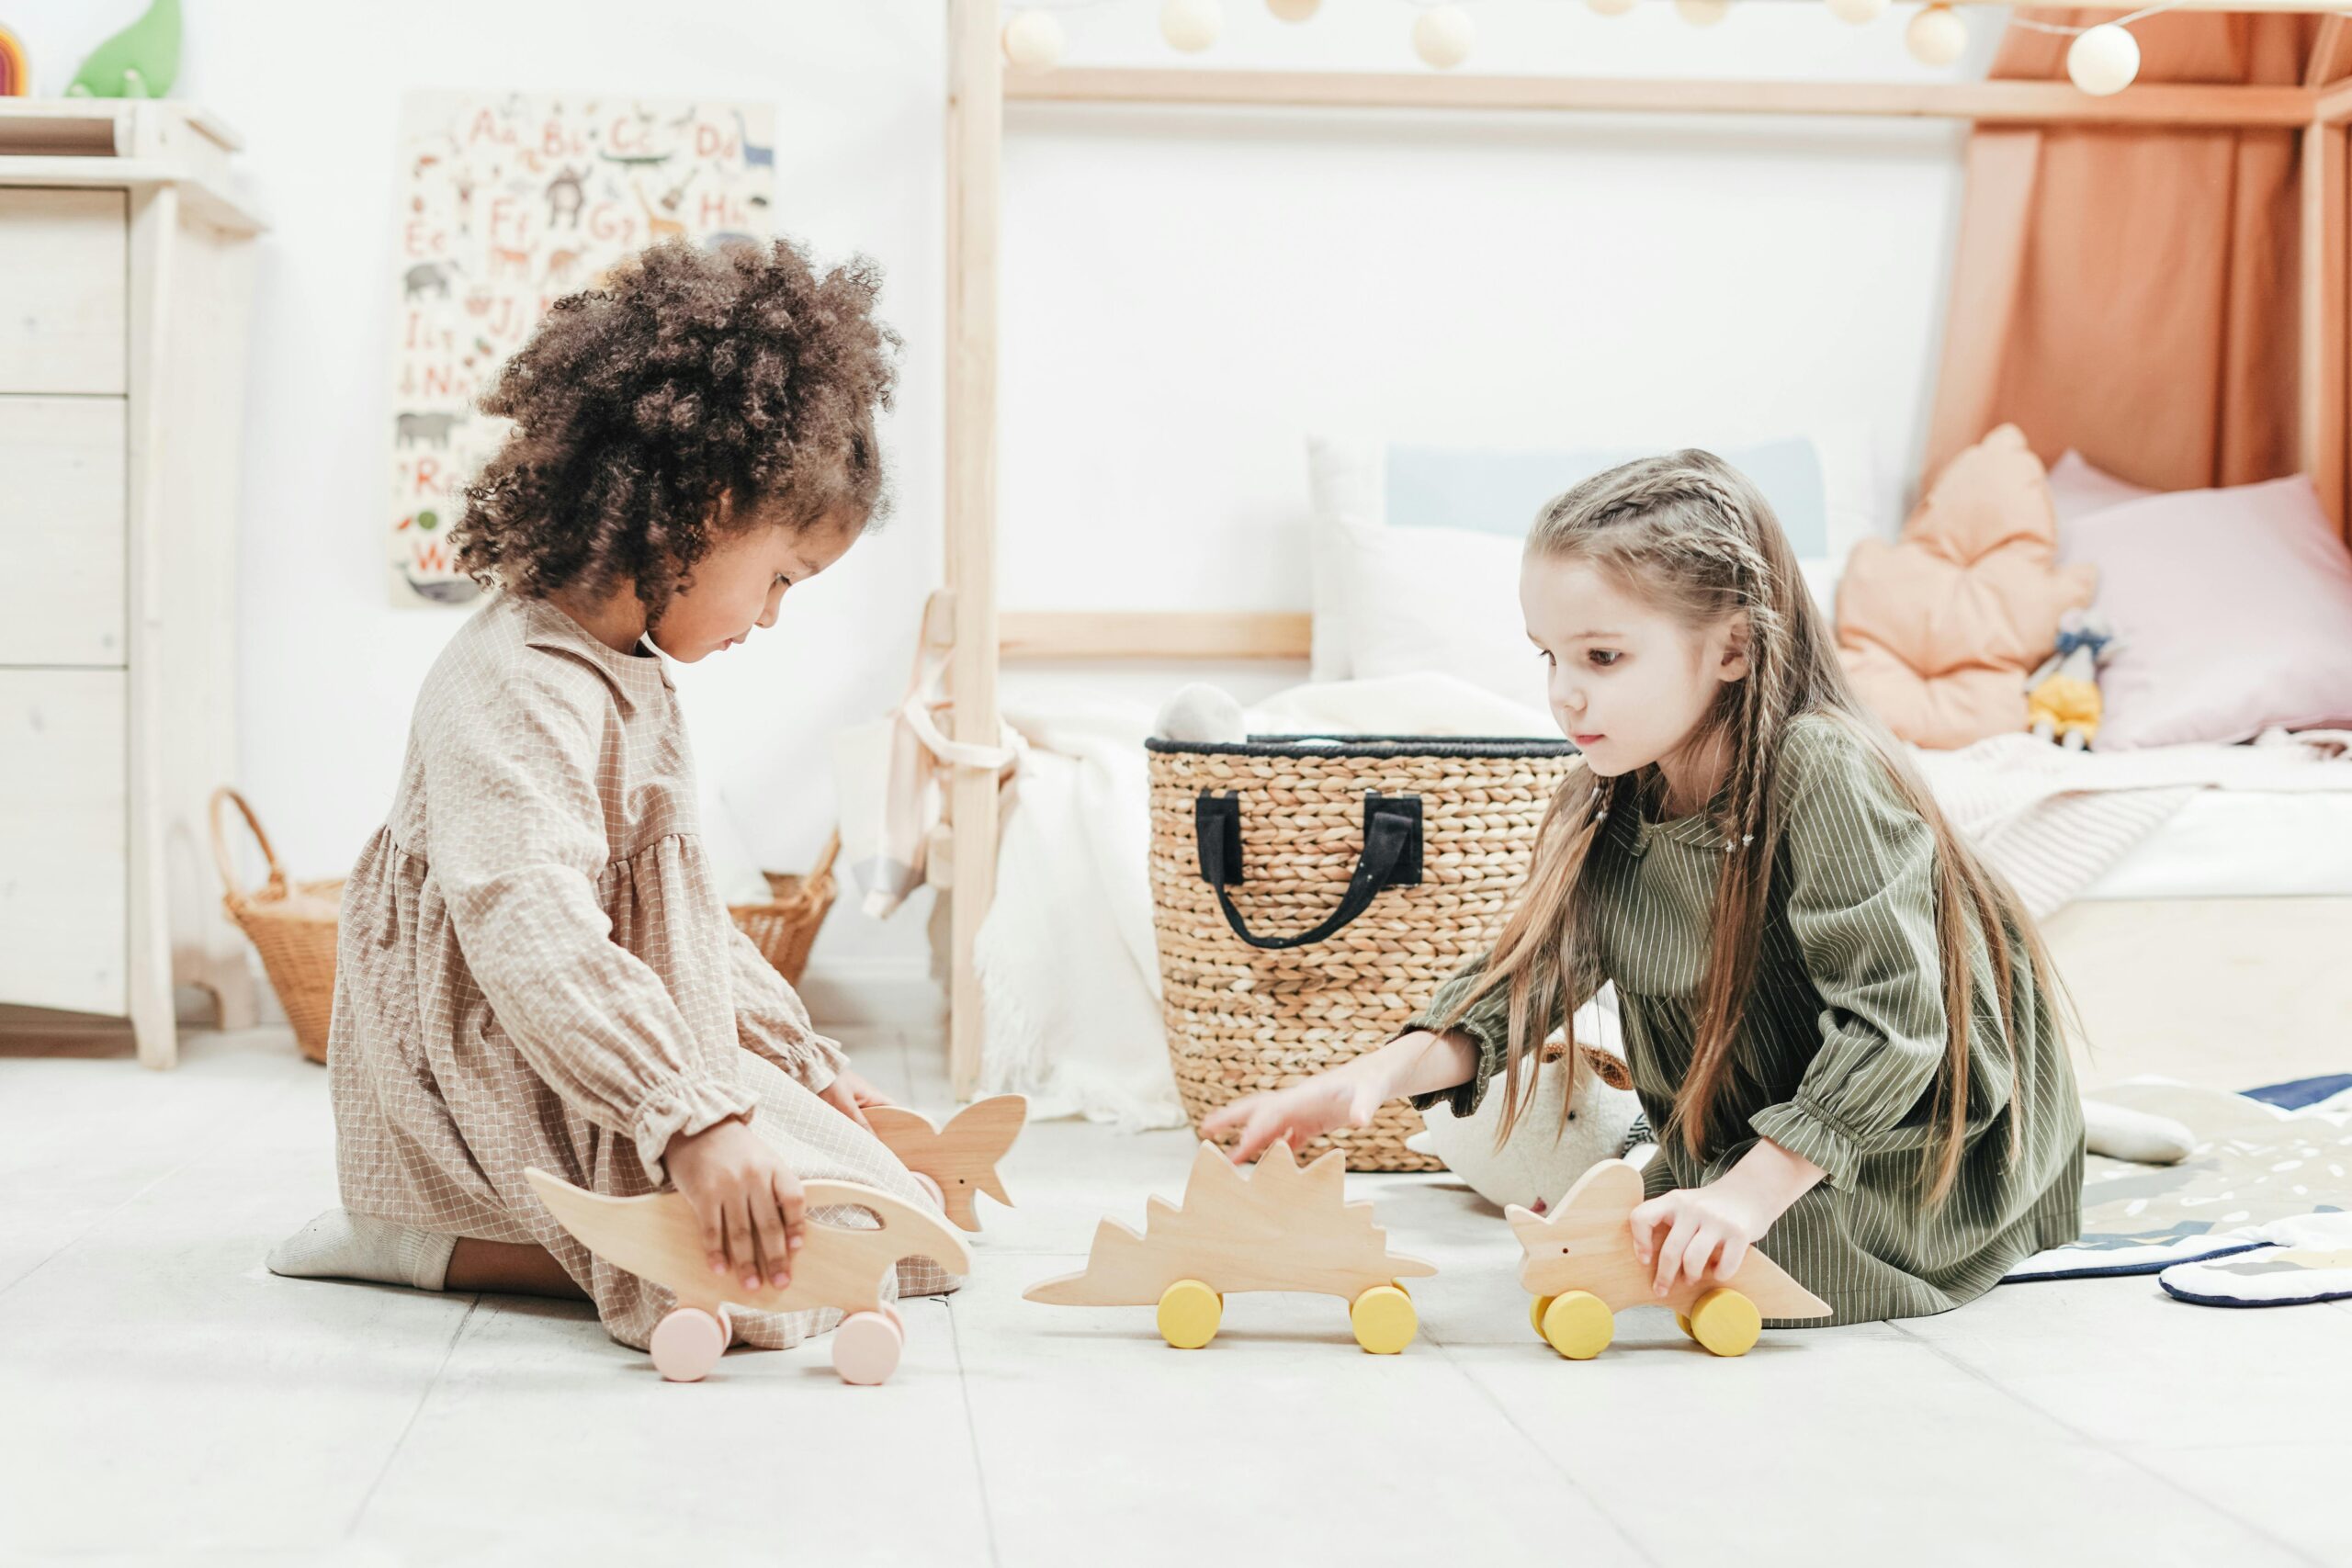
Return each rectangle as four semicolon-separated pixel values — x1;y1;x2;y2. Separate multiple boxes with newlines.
969;676;2352;1128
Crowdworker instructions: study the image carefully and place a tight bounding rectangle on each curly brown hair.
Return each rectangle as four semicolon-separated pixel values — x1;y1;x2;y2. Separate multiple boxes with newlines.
453;236;899;619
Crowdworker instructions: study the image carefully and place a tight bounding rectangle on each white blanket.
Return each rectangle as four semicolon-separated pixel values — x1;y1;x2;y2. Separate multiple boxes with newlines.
971;681;2352;1127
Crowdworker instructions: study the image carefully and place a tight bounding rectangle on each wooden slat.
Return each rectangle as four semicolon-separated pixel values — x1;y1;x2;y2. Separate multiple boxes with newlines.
2321;76;2352;124
1008;67;2318;128
2307;14;2352;87
945;0;1002;1100
1001;610;1312;662
2301;119;2347;535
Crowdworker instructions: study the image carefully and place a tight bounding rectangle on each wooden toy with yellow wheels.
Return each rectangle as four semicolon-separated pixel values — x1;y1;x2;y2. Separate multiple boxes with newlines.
1023;1139;1437;1354
1510;1159;1830;1359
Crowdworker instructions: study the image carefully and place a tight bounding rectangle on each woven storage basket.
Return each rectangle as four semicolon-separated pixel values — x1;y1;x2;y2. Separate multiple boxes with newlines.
209;787;345;1066
1148;734;1578;1170
728;830;841;988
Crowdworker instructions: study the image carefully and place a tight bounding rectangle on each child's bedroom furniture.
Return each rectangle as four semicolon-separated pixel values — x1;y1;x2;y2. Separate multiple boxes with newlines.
0;100;264;1068
937;0;2352;1097
1511;1158;1833;1360
1024;1138;1437;1353
526;1166;976;1385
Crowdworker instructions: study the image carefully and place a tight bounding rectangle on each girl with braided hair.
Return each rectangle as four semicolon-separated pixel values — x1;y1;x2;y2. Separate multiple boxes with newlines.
1205;450;2085;1326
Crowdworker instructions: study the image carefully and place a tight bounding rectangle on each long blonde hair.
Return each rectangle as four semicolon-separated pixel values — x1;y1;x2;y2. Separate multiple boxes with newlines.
1437;449;2072;1203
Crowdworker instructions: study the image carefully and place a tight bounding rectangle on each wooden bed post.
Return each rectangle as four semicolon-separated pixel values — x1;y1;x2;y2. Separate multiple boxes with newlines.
945;0;1002;1097
2301;112;2346;537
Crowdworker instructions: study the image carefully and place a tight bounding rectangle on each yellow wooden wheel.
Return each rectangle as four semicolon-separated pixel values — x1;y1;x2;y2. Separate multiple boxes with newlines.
1674;1311;1695;1340
1539;1290;1614;1360
1157;1279;1223;1349
1688;1287;1761;1358
1529;1293;1555;1339
1351;1283;1418;1355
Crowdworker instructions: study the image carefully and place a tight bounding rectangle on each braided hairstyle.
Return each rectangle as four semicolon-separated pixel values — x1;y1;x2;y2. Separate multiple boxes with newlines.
1435;449;2063;1202
452;237;899;624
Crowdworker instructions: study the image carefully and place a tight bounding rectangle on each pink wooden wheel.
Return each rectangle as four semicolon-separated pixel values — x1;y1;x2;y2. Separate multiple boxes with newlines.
832;1309;904;1386
650;1306;730;1382
911;1171;944;1210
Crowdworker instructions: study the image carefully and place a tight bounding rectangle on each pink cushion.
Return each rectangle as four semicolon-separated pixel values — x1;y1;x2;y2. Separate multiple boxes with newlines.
2046;450;2156;525
2059;475;2352;749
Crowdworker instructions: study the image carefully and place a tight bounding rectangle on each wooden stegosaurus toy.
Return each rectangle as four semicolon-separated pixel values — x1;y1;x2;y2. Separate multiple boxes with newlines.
1510;1159;1832;1359
1024;1139;1436;1353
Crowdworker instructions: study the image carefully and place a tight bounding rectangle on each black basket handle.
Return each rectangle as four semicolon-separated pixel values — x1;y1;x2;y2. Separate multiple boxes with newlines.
1193;791;1423;951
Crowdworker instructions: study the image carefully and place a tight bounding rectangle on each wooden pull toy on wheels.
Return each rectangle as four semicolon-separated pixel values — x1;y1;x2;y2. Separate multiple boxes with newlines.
865;1094;1027;1231
525;1168;975;1385
1509;1159;1831;1359
1023;1139;1437;1354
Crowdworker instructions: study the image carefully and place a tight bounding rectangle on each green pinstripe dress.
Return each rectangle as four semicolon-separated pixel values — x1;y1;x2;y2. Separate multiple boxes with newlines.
1408;714;2085;1326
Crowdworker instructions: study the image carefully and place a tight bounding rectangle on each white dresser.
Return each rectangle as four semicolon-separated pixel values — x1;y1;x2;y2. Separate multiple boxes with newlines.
0;102;265;1067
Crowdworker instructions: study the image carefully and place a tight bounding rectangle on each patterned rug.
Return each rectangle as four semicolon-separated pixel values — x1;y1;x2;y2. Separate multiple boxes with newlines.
2006;1078;2352;1282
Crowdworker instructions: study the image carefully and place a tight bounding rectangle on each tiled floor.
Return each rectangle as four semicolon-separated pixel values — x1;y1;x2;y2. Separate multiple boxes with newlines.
4;1024;2347;1568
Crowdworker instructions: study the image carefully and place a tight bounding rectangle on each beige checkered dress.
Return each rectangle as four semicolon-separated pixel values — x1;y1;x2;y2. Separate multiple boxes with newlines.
328;592;954;1351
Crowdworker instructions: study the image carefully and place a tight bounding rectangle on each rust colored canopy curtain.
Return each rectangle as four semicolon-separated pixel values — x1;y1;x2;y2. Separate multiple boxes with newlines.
1926;11;2330;495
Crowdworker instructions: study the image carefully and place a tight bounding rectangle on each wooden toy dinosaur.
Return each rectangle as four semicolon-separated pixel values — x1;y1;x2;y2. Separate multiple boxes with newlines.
1507;1158;1832;1359
525;1167;973;1385
1024;1139;1437;1353
865;1095;1026;1232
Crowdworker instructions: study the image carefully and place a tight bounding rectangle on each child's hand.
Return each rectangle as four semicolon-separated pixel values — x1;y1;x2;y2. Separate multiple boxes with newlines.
818;1066;891;1132
1201;1072;1385;1165
1628;1184;1764;1298
663;1116;807;1293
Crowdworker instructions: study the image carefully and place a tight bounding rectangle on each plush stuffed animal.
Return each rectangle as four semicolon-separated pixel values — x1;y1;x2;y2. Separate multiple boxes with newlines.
1154;682;1248;745
1406;1040;1643;1213
64;0;179;98
2024;607;2117;750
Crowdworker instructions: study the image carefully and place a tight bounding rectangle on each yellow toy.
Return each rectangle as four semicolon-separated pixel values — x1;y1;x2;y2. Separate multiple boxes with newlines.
525;1167;973;1385
1509;1159;1831;1359
1023;1139;1437;1354
2024;607;2117;750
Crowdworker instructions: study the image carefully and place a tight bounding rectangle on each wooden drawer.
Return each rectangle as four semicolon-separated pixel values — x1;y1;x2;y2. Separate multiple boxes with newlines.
0;669;127;1016
0;397;126;666
0;188;128;396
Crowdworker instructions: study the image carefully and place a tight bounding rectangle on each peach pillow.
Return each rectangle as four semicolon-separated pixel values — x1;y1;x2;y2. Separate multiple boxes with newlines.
2058;475;2352;749
1835;425;2098;749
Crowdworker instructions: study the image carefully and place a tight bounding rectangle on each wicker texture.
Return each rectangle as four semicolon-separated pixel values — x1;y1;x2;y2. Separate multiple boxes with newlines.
210;788;344;1065
728;830;841;988
1147;737;1577;1170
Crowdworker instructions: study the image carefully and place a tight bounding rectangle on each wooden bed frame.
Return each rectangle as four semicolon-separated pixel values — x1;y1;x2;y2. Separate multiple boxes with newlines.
939;0;2352;1091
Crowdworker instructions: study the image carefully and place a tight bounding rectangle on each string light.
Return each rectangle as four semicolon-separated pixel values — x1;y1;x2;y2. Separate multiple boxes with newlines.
993;0;2157;95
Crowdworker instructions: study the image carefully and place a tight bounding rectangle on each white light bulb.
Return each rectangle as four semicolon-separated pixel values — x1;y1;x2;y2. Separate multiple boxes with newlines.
1413;5;1475;67
1001;8;1065;69
1676;0;1731;26
1905;3;1967;65
1161;0;1222;52
1589;0;1638;17
1826;0;1887;25
2067;23;2141;96
1266;0;1320;20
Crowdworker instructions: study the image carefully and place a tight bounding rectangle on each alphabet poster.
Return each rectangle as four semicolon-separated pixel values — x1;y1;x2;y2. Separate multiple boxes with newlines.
388;91;776;607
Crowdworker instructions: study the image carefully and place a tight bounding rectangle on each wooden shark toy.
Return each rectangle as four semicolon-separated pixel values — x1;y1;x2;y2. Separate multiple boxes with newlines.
525;1168;973;1385
1024;1139;1437;1353
864;1094;1026;1232
1508;1158;1832;1359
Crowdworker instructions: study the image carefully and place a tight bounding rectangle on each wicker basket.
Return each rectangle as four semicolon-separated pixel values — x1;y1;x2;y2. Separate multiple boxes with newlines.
210;787;345;1065
729;830;841;988
1148;734;1578;1170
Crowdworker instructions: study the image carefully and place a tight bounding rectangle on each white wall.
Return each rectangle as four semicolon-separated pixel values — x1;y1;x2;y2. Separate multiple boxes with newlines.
6;0;2001;1010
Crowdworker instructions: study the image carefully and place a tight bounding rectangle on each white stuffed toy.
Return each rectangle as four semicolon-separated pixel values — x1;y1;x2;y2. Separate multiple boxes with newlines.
1154;682;1248;745
1408;1040;1644;1213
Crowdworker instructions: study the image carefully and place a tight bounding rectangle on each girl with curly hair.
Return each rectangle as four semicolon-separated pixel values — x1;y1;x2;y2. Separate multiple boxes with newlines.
269;239;958;1353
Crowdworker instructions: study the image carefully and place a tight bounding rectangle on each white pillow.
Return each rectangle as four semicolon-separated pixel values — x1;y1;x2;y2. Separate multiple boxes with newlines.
1329;518;1548;712
1309;430;1874;681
